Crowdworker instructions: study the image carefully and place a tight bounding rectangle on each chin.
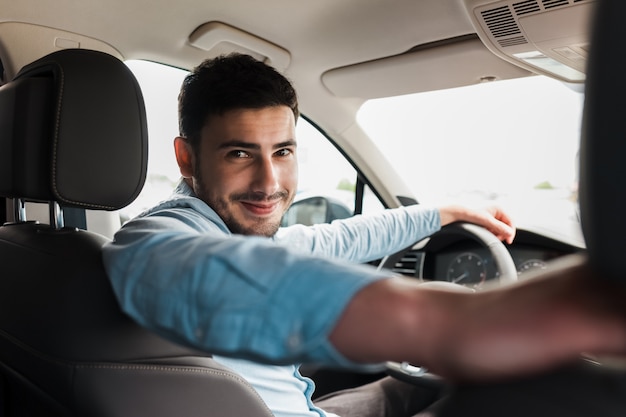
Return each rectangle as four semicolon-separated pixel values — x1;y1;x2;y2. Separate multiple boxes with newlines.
229;217;281;237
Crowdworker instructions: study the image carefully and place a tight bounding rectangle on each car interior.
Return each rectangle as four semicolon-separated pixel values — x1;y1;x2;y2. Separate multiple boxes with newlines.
0;0;625;415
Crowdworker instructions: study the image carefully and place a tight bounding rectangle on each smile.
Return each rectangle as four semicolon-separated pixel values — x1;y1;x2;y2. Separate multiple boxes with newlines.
239;200;281;216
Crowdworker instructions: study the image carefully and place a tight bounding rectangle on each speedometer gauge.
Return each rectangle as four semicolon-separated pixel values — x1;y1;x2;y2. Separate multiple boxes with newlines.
446;252;486;288
517;259;547;275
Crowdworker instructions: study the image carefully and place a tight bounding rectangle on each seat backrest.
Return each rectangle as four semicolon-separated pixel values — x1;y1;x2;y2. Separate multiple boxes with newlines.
0;49;273;417
579;0;626;285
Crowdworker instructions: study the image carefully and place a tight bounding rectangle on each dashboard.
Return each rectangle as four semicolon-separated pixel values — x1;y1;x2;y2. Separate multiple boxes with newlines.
387;228;583;289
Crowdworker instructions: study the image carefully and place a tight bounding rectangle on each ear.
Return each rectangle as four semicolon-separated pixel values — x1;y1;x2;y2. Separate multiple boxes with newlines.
174;136;194;178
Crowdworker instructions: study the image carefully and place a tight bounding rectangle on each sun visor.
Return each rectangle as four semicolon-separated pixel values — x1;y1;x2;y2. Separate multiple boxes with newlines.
464;0;595;83
322;37;531;100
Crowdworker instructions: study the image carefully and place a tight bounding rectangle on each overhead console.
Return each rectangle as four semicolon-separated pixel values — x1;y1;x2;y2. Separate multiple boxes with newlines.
464;0;594;83
322;0;593;100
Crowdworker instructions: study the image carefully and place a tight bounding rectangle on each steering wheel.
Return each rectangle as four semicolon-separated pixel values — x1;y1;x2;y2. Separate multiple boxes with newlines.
378;221;517;286
379;222;517;386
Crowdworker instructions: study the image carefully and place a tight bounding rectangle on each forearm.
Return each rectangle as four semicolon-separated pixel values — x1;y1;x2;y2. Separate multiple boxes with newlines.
329;254;626;382
328;276;458;368
277;205;440;263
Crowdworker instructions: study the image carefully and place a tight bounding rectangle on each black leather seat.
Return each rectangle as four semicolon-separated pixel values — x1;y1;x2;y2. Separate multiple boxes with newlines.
0;49;273;417
579;0;626;284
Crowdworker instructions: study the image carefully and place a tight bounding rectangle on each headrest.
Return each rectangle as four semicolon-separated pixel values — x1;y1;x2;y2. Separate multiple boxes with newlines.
0;49;147;210
579;0;626;282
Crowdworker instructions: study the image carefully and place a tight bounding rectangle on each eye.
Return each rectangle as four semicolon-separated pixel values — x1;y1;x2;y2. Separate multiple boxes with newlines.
275;148;293;157
229;150;250;159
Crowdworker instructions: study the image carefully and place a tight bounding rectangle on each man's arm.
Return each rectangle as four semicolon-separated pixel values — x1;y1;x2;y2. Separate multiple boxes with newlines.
276;204;515;264
103;209;391;366
275;205;441;263
329;254;626;382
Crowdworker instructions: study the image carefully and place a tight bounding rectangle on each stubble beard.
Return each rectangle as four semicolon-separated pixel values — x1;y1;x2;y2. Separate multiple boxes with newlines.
194;174;292;237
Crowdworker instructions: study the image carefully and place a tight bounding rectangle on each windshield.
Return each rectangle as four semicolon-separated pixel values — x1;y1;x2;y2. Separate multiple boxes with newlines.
357;75;584;246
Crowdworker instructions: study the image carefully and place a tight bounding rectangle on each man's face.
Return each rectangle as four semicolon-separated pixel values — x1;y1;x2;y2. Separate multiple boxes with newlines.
181;106;298;237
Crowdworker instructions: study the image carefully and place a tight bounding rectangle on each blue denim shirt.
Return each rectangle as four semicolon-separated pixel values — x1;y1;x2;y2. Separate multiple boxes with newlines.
102;180;441;416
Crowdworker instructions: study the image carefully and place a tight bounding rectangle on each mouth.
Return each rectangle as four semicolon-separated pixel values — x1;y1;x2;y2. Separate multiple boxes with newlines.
239;200;281;216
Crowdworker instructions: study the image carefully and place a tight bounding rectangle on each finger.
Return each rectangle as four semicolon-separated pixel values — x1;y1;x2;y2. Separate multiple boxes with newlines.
485;207;516;244
489;222;516;244
489;206;515;228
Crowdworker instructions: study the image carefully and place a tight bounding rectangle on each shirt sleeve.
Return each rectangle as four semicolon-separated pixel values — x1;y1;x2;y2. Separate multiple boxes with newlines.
102;206;391;367
274;205;441;262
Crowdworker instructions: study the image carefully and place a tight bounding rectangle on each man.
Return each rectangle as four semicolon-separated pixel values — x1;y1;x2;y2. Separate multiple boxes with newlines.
103;54;626;417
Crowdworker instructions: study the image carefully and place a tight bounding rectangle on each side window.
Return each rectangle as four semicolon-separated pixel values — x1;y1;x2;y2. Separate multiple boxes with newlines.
121;60;188;223
281;196;353;227
283;118;385;226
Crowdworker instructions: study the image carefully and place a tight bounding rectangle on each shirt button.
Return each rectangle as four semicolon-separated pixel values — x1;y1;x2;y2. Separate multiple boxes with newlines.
195;327;204;340
287;332;302;350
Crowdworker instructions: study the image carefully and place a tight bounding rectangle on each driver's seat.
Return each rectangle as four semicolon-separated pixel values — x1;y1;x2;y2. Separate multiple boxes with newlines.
0;49;273;416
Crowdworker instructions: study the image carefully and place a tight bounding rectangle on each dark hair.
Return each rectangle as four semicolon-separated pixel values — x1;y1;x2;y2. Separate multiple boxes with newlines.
178;53;299;152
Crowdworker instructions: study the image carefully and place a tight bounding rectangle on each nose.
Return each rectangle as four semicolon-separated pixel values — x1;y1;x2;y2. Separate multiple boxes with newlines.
251;156;280;196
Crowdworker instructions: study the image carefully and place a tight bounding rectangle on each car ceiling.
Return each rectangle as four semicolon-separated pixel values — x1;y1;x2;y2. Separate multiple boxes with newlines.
0;0;474;70
0;0;533;99
0;0;594;206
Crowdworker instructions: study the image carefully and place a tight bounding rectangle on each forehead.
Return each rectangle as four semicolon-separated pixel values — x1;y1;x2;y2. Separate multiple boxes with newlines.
201;106;296;148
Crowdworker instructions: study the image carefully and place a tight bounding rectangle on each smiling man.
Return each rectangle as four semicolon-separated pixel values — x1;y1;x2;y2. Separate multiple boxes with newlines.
103;53;626;417
175;106;297;237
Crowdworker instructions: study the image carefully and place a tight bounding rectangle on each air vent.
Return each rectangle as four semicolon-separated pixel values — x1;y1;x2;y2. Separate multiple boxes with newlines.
391;250;422;277
498;35;529;47
513;0;540;16
481;6;522;38
542;0;569;9
468;0;592;82
478;0;592;50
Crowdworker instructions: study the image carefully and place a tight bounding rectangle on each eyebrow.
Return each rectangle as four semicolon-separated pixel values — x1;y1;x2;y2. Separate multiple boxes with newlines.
217;139;297;150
